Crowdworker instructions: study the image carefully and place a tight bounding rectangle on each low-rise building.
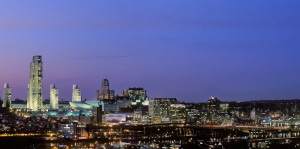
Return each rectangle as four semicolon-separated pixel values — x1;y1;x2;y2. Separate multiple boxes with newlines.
170;104;186;123
133;107;148;124
149;98;178;124
58;123;76;139
105;113;133;124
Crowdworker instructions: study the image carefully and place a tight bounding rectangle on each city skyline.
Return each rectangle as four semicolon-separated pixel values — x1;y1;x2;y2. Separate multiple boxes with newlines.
1;1;300;148
1;1;300;102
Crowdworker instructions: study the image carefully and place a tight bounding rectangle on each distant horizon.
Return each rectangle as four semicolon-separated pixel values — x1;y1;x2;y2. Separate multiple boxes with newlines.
8;92;300;103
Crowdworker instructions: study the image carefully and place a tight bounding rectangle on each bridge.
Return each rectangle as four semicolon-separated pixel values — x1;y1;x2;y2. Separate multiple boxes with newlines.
86;123;300;141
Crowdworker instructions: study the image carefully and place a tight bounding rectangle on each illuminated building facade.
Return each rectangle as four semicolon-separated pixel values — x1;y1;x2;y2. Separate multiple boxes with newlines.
69;101;93;110
28;55;43;111
121;87;148;106
121;87;147;100
58;123;75;139
205;97;229;114
96;79;114;100
69;100;120;113
2;83;12;108
13;102;71;111
72;84;81;102
50;84;58;110
170;104;186;123
149;98;178;123
133;107;148;124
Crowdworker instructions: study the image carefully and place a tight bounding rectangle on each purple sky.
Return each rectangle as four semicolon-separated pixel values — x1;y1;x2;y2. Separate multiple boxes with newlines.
0;0;300;102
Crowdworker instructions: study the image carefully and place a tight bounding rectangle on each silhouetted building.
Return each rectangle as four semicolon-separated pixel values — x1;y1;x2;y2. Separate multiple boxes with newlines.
206;96;228;114
92;105;102;125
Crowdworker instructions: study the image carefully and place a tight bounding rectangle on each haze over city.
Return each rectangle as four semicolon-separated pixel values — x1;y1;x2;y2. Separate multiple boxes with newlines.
1;0;300;102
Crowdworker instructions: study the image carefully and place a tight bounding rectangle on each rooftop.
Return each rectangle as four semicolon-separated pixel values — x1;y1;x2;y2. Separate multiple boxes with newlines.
128;87;144;90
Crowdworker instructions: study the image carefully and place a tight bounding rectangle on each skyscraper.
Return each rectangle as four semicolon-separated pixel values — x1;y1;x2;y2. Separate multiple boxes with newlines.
28;55;43;111
96;79;114;101
26;84;30;109
72;85;81;102
50;84;58;110
2;83;11;108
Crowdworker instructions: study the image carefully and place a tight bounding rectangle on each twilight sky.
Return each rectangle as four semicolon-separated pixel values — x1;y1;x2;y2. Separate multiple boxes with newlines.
0;0;300;102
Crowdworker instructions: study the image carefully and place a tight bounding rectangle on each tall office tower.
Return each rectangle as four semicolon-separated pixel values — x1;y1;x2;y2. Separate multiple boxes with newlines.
2;83;12;108
26;84;30;109
72;85;81;102
50;84;58;110
28;55;43;111
96;79;114;101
